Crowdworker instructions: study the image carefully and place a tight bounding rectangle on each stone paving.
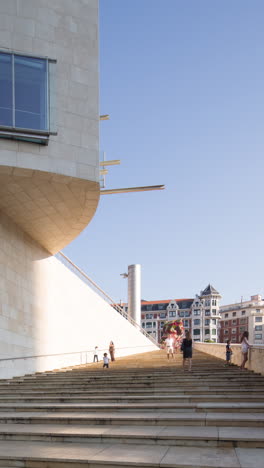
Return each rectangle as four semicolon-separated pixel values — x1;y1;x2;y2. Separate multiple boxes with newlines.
0;350;263;467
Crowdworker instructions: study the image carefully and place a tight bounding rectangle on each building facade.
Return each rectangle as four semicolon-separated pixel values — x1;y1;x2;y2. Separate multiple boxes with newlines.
122;284;222;343
0;1;104;374
219;295;264;344
0;0;100;255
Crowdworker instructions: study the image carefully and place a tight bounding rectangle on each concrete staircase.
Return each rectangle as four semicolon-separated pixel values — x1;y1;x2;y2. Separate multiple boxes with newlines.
0;350;262;467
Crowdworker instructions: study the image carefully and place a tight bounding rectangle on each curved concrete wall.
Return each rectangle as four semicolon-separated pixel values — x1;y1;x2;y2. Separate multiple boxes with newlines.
0;211;157;379
0;0;100;253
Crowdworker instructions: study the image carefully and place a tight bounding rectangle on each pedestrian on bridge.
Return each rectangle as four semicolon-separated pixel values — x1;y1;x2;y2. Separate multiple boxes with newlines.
93;346;99;362
240;331;251;370
225;340;233;366
165;336;174;359
103;353;110;369
181;330;193;372
109;341;115;361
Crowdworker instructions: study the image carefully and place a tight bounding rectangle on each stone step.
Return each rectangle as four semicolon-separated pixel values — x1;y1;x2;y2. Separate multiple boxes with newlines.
4;371;264;378
6;372;264;377
4;373;264;380
0;396;263;406
0;423;263;448
0;350;261;467
0;395;263;410
0;385;263;393
0;392;262;402
3;377;264;384
0;401;263;413
0;383;264;397
0;440;261;468
0;410;264;426
0;388;263;399
1;382;263;392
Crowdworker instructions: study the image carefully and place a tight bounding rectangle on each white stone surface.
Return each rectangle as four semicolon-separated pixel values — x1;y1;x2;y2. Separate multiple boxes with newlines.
0;0;99;184
0;212;157;379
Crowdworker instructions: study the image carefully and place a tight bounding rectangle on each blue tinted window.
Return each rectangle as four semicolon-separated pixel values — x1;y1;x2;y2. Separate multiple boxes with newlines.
0;53;12;127
0;52;48;131
15;55;47;130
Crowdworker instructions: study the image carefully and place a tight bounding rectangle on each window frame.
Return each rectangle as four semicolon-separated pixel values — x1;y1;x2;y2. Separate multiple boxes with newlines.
255;334;262;340
255;317;262;323
0;49;57;145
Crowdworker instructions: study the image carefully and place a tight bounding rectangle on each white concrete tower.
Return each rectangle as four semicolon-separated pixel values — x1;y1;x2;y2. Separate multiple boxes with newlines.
128;264;141;326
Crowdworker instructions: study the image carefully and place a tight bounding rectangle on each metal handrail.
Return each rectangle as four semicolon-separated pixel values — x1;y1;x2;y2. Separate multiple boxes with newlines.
0;344;156;363
55;252;159;347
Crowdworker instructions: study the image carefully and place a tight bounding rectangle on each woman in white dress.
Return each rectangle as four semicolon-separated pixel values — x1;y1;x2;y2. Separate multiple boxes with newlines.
240;331;251;370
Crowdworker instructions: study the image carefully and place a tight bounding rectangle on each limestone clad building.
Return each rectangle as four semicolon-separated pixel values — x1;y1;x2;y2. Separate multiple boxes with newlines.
0;1;157;379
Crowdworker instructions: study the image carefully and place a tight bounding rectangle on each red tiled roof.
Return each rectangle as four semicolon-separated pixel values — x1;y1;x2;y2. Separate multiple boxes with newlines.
141;299;193;305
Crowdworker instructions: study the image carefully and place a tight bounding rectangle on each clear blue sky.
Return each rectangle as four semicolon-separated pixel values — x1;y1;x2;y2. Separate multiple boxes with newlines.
64;0;264;305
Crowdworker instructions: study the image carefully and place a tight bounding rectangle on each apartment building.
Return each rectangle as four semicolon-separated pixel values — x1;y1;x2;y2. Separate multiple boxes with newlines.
219;295;264;344
121;284;221;343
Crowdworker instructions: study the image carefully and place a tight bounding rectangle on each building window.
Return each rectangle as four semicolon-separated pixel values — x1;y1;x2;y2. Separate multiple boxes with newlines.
255;334;262;340
159;312;166;319
255;317;262;323
240;327;246;332
232;320;237;325
193;329;200;335
193;319;200;325
146;322;152;328
142;322;145;328
232;312;236;317
146;305;152;311
224;321;228;326
152;322;156;328
0;51;56;144
242;311;245;315
255;325;262;331
224;330;228;335
240;318;246;324
169;311;176;317
256;309;261;313
179;311;184;317
183;320;189;327
232;329;236;334
184;311;190;317
205;310;210;316
211;329;216;335
193;310;200;316
146;314;153;319
205;329;210;335
160;321;164;328
205;319;210;326
225;313;228;318
212;309;217;315
211;319;216;325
